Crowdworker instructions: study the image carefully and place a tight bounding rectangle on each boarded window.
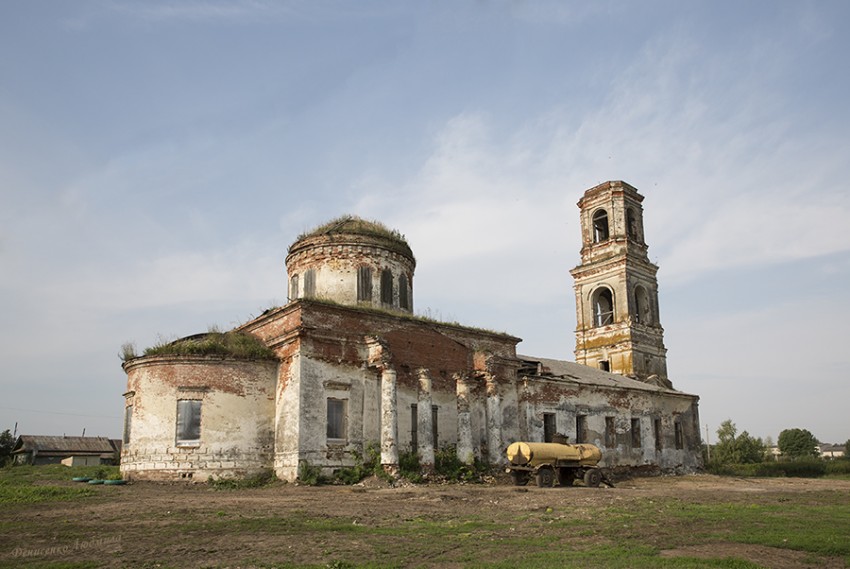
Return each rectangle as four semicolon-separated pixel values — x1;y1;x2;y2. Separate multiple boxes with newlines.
575;414;587;444
593;209;609;242
543;413;556;443
631;418;641;448
176;400;201;445
605;417;616;448
303;269;316;298
654;418;663;451
123;405;133;445
357;266;372;302
410;403;418;449
327;398;346;440
432;405;439;447
398;274;410;310
289;274;299;300
674;421;684;449
380;269;393;305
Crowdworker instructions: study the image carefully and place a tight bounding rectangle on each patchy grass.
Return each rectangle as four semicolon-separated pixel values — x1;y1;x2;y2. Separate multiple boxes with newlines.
0;464;118;504
161;496;850;567
2;477;849;568
140;330;275;360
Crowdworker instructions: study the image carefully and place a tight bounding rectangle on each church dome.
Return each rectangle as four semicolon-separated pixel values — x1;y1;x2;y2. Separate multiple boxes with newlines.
285;215;416;313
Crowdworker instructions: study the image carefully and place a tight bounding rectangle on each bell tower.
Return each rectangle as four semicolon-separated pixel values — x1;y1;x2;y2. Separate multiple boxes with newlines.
570;181;671;388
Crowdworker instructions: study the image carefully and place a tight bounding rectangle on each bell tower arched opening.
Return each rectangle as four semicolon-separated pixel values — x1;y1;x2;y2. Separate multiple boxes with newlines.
592;209;610;242
592;287;614;327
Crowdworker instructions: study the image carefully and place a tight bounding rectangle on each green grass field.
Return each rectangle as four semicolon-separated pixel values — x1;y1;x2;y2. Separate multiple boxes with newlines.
1;465;848;569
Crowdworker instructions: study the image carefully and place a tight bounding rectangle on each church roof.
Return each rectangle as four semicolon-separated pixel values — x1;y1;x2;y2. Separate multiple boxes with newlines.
517;355;693;396
290;215;413;258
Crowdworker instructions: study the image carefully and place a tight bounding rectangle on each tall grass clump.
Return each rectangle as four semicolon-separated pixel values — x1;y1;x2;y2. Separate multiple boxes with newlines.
142;331;275;360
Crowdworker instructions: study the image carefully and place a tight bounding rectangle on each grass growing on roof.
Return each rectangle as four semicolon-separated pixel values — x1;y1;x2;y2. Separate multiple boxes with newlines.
294;215;409;246
141;330;275;360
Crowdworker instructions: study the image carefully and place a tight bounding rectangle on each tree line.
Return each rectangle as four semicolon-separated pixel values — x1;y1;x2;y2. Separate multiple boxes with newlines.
705;420;849;477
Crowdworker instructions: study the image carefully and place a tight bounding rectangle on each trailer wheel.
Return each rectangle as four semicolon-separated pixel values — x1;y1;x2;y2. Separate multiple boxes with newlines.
510;470;530;486
558;468;576;487
536;466;554;488
583;468;602;488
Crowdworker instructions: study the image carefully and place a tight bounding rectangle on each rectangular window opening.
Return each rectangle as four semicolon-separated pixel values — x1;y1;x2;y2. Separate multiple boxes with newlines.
357;266;372;302
674;421;684;450
123;405;133;445
380;269;393;305
605;416;616;449
176;400;202;446
599;360;610;372
654;418;663;451
410;403;418;449
575;415;587;444
289;274;299;301
399;275;409;310
304;269;316;298
431;405;439;448
630;418;641;448
543;413;556;443
327;398;347;441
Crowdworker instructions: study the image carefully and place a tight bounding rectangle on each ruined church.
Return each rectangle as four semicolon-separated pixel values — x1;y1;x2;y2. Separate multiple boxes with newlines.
120;180;703;481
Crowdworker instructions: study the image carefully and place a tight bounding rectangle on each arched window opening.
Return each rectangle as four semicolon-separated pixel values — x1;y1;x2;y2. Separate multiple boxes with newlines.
398;274;410;310
357;266;372;302
626;208;640;242
592;209;609;242
289;274;299;301
634;286;652;324
380;269;393;305
303;269;316;298
593;288;614;327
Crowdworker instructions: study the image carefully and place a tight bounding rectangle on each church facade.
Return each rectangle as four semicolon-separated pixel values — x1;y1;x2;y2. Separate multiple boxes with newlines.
120;181;703;481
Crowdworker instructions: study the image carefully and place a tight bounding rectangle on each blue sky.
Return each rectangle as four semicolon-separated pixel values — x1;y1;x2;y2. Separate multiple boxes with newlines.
1;1;848;445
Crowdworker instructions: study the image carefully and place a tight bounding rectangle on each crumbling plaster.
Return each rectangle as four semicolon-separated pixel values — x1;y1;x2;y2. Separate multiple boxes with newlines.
121;356;277;481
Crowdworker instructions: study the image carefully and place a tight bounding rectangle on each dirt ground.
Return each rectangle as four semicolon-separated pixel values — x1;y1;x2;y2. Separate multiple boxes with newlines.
2;474;849;568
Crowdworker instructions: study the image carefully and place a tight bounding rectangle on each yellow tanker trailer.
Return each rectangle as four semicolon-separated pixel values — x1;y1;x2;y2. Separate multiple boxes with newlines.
506;441;604;488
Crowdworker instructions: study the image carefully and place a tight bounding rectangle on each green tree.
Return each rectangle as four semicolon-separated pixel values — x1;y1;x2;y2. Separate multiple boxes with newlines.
778;428;819;459
713;420;766;464
0;429;15;465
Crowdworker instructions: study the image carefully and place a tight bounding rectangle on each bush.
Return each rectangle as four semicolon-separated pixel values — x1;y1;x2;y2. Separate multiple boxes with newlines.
434;446;488;482
332;442;385;484
774;459;826;478
825;460;850;475
0;430;14;466
398;449;423;483
707;459;826;478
